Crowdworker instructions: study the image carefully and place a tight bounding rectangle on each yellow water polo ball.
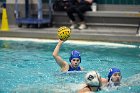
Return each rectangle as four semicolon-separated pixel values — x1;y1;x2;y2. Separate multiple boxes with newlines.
57;26;71;40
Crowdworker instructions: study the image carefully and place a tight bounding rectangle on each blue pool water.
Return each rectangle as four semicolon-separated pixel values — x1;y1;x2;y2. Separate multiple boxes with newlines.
0;38;140;93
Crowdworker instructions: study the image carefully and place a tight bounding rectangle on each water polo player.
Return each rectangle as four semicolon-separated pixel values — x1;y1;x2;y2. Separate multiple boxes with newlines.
78;71;102;93
52;39;83;72
107;68;122;87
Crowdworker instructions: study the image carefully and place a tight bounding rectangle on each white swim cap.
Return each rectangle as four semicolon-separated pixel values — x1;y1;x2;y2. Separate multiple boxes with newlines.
85;71;101;87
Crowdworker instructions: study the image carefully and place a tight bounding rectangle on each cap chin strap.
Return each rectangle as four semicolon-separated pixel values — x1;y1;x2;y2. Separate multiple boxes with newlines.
89;85;100;87
108;77;120;87
89;85;101;91
108;80;115;87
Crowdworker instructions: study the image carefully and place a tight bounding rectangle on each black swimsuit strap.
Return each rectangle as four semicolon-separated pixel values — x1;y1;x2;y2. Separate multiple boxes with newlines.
86;85;92;91
86;85;101;91
97;86;101;91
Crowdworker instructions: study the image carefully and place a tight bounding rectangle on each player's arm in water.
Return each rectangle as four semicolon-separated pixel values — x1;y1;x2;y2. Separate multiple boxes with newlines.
78;86;91;93
101;78;108;87
52;39;69;72
78;78;108;93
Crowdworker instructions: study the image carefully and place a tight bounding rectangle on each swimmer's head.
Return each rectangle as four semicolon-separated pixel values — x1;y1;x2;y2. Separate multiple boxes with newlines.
108;68;121;82
85;71;101;87
69;50;81;63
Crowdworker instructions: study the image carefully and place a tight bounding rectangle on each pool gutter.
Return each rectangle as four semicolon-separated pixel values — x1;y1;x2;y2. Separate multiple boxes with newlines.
0;27;140;42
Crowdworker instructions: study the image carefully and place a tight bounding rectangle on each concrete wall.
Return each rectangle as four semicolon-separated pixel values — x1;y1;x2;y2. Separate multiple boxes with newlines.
97;4;140;11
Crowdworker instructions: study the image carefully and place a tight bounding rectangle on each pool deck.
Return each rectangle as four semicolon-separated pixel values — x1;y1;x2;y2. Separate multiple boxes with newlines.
0;25;140;42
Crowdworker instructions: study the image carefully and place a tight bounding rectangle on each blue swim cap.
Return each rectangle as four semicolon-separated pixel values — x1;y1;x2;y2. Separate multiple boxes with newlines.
69;50;81;62
108;68;121;81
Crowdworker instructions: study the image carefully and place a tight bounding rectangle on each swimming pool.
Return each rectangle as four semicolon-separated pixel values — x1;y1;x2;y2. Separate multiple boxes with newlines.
0;38;140;93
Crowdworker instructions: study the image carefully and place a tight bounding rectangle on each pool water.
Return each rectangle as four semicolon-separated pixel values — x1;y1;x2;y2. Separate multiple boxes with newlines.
0;38;140;93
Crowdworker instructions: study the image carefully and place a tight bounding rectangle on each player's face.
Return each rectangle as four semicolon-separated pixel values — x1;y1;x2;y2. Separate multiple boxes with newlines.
71;58;80;67
111;72;121;83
